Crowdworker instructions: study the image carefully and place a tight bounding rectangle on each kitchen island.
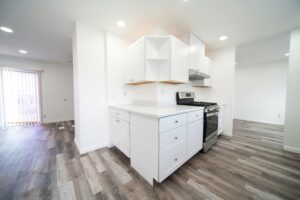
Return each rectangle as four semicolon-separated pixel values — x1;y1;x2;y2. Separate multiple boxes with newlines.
109;104;204;185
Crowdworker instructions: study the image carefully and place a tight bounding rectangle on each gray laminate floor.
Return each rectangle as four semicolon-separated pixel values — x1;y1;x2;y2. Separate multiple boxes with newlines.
0;120;300;200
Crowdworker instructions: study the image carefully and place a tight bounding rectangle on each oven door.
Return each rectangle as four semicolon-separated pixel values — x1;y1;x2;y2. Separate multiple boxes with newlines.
204;111;219;142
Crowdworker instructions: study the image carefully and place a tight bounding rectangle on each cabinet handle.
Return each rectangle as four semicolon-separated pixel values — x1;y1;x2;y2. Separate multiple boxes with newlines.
174;158;178;162
174;120;178;123
196;114;199;117
174;137;178;140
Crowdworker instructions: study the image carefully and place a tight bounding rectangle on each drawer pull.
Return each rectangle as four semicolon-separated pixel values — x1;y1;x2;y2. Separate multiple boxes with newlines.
196;114;199;117
174;158;178;162
174;120;178;123
174;136;178;140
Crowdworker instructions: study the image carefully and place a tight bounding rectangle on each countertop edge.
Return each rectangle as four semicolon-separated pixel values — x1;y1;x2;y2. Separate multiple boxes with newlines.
109;105;204;118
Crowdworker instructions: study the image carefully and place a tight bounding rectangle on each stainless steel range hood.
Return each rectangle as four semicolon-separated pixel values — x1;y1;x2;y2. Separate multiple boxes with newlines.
189;69;210;81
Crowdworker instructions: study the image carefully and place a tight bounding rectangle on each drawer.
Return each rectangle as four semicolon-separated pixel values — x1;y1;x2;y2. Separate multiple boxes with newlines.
160;125;187;157
160;113;187;132
159;144;186;182
188;110;203;123
110;109;129;122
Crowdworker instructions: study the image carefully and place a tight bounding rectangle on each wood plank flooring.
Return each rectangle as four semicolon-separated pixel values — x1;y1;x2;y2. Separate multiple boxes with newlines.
0;119;300;199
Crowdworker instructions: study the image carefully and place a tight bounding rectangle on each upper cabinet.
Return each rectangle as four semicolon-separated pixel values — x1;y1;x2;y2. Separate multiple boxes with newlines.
125;36;188;85
179;33;212;87
180;33;212;78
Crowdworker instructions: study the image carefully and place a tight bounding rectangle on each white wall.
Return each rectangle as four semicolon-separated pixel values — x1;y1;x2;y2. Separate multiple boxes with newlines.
73;23;108;154
284;29;300;154
0;70;3;128
235;60;288;125
0;55;74;124
106;33;132;105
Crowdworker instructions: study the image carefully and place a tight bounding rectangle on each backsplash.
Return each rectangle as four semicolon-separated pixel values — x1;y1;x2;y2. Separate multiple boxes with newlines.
124;82;214;107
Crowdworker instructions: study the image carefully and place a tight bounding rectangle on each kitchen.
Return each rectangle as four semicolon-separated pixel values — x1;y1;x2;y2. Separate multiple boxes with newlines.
0;0;300;199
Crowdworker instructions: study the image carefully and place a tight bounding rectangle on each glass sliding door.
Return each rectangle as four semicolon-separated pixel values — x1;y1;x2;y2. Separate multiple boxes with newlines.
2;68;42;127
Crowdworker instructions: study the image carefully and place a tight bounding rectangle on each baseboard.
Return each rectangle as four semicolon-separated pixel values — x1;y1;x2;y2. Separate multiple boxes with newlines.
74;138;107;154
106;142;115;148
283;145;300;154
234;118;284;126
42;119;74;124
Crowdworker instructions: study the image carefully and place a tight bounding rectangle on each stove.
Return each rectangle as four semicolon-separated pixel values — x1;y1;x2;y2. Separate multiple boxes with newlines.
176;92;219;152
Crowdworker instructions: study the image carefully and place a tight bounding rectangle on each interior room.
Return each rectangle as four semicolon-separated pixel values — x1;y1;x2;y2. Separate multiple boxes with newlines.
0;0;300;199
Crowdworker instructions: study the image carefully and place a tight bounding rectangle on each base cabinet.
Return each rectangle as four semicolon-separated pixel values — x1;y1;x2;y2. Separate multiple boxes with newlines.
130;109;204;185
110;108;204;185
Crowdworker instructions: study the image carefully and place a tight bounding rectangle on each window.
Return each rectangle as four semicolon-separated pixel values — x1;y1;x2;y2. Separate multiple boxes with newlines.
1;68;42;127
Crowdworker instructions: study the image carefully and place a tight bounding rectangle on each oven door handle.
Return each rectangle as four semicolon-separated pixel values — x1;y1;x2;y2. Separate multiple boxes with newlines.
206;112;219;117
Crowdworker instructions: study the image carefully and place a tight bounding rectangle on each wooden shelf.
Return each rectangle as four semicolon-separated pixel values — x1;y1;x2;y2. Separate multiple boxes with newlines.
126;80;155;85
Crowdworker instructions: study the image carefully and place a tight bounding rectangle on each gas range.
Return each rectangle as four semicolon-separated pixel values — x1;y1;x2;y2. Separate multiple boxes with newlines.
176;92;219;113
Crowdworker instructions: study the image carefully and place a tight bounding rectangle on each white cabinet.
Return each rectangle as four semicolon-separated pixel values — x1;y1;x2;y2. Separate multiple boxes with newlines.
180;33;212;81
187;119;203;158
170;38;189;83
125;36;188;85
126;38;148;84
188;33;205;71
130;109;204;185
110;109;130;157
218;105;224;135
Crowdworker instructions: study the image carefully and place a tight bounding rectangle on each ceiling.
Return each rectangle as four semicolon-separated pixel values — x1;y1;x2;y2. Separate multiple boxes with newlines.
0;0;300;64
236;33;290;66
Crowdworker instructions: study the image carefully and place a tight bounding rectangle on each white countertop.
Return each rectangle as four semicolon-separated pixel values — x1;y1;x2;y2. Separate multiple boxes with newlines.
109;104;204;118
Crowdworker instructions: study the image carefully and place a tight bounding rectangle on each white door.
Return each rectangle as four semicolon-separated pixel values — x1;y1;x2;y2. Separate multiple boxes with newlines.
187;120;203;158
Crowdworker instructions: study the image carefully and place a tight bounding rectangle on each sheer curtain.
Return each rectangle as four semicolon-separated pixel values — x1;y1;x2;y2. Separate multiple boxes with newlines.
1;68;42;127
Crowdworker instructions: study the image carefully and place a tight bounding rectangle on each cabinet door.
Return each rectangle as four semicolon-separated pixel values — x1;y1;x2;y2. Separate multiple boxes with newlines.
110;116;118;145
171;38;188;83
126;39;145;83
189;34;205;71
117;119;130;157
187;120;203;158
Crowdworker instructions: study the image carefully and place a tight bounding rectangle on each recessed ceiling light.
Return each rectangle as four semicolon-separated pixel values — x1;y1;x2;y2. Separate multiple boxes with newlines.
219;35;228;41
285;53;290;57
183;0;190;2
19;50;28;54
0;26;13;33
117;20;126;27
